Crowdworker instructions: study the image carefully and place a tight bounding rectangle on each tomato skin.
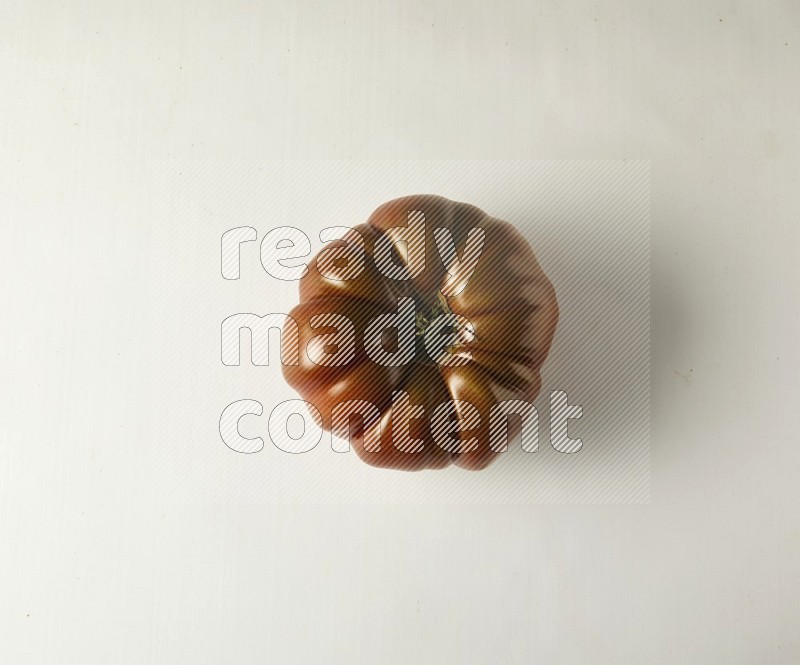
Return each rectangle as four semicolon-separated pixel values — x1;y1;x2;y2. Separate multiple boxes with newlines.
283;195;559;471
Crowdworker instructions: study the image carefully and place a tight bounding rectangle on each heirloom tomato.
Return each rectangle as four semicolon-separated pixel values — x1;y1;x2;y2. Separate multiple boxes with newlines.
282;195;558;470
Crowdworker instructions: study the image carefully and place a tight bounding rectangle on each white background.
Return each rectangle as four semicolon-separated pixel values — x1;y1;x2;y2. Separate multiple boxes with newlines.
2;1;799;663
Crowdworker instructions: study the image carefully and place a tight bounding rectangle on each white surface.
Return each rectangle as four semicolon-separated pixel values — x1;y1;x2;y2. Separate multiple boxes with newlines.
2;1;799;662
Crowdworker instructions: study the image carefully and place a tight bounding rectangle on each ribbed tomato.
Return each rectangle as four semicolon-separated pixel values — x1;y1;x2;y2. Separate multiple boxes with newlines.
282;195;558;470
